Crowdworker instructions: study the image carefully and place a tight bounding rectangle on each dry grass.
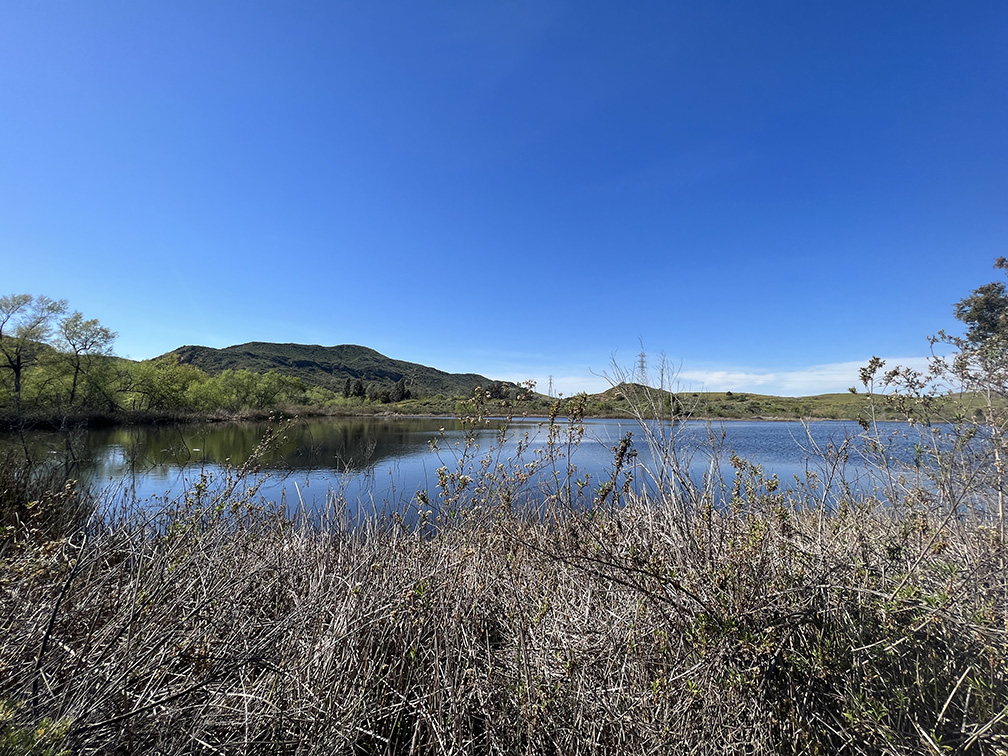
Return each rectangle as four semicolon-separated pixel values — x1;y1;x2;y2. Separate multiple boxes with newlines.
1;401;1007;755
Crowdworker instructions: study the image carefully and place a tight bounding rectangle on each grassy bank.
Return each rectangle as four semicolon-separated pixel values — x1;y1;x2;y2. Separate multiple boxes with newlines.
1;393;1006;755
0;387;922;433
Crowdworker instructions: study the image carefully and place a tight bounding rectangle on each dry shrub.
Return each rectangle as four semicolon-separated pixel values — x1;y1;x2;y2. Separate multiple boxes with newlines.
1;391;1007;755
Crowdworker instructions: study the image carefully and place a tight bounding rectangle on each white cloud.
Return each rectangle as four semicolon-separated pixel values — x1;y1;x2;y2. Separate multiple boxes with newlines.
674;356;935;396
497;356;937;397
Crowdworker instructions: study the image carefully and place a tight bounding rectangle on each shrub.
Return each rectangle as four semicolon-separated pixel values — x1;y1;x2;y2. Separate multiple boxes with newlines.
2;270;1008;753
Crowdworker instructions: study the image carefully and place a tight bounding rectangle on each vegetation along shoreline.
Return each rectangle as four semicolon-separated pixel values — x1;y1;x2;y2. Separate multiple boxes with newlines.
1;262;1007;753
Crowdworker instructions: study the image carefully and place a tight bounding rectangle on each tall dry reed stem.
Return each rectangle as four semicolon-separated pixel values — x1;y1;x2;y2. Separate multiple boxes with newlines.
1;375;1006;754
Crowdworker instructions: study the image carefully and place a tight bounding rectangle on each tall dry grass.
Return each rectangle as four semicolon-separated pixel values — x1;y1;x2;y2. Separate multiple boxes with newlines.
1;386;1006;754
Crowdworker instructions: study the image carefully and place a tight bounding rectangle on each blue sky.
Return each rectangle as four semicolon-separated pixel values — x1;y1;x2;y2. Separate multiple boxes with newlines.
2;2;1006;396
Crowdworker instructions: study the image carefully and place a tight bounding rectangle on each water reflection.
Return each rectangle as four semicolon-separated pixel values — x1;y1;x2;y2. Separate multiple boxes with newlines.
86;416;454;473
2;417;923;515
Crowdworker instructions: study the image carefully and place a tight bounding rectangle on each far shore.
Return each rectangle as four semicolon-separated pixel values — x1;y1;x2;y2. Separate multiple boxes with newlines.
0;399;906;433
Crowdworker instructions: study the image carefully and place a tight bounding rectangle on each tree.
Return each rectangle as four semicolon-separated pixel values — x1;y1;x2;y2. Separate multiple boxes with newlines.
868;258;1008;424
128;359;206;412
249;371;304;409
860;259;1008;629
390;376;410;402
207;369;259;412
944;258;1008;629
364;382;393;403
55;311;117;408
954;257;1008;346
942;256;1008;396
0;294;67;405
485;381;508;400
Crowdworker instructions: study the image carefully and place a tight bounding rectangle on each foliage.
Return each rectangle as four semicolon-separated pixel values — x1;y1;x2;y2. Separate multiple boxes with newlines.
0;295;123;423
2;293;913;424
954;257;1008;349
853;259;1008;645
118;357;203;413
1;377;1006;753
185;369;306;412
0;699;71;756
4;270;1008;753
2;268;1008;749
0;295;69;404
591;382;908;421
389;376;410;402
0;447;91;550
53;312;116;409
168;341;500;399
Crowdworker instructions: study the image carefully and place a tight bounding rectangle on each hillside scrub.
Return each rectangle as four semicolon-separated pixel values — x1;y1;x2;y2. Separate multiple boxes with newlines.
0;297;510;427
2;293;923;428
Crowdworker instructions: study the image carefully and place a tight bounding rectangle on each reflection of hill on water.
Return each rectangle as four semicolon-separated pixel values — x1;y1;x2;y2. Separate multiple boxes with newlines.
84;418;472;475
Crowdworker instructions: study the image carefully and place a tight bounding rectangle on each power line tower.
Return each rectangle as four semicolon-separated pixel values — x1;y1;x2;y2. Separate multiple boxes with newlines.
637;351;647;384
547;375;554;398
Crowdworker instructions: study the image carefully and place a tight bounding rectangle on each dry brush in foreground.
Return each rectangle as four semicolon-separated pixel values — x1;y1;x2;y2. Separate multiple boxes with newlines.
1;403;1007;756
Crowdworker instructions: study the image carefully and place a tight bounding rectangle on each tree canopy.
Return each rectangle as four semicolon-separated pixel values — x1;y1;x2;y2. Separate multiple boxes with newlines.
953;257;1008;348
0;294;69;400
939;258;1008;397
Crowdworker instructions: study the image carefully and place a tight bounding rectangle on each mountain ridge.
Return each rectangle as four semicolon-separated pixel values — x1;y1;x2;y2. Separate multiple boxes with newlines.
164;341;502;397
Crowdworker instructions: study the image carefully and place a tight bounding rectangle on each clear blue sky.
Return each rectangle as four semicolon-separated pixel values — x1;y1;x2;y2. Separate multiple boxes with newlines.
3;2;1006;396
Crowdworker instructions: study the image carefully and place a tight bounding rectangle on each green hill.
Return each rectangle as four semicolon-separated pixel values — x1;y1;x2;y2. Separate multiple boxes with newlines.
165;342;501;398
593;383;909;421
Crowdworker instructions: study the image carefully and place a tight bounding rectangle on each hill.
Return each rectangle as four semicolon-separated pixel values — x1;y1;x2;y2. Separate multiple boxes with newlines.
593;383;908;420
165;342;501;398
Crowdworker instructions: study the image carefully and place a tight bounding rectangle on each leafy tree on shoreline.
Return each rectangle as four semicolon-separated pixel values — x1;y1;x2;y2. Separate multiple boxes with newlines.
125;358;205;412
0;295;124;419
55;312;117;409
0;295;68;405
860;258;1008;632
942;256;1008;397
390;376;410;402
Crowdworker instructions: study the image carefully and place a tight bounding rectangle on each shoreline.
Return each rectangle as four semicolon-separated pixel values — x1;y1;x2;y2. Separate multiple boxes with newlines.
0;404;897;433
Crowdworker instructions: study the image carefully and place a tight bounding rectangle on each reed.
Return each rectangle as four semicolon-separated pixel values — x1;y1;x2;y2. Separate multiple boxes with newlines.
1;382;1006;755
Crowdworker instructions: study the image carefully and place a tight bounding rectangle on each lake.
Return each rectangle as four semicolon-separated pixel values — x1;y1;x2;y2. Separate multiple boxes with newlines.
6;415;922;517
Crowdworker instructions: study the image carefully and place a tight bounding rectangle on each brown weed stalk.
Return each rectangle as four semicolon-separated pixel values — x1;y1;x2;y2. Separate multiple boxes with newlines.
1;386;1006;755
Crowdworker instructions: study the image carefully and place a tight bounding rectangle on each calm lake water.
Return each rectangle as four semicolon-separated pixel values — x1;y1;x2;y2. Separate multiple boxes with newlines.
7;416;922;516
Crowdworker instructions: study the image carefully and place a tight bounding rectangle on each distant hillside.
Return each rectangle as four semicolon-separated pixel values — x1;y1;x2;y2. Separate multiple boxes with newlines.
595;383;908;420
165;342;501;397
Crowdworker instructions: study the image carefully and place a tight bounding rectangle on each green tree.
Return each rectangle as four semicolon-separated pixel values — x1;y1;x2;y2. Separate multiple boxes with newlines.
305;385;340;406
389;376;410;402
199;370;258;412
55;311;117;409
485;381;508;400
365;382;393;403
184;369;305;412
249;371;304;409
127;359;206;412
862;259;1008;632
954;257;1008;345
0;294;67;406
944;256;1008;395
942;260;1008;567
